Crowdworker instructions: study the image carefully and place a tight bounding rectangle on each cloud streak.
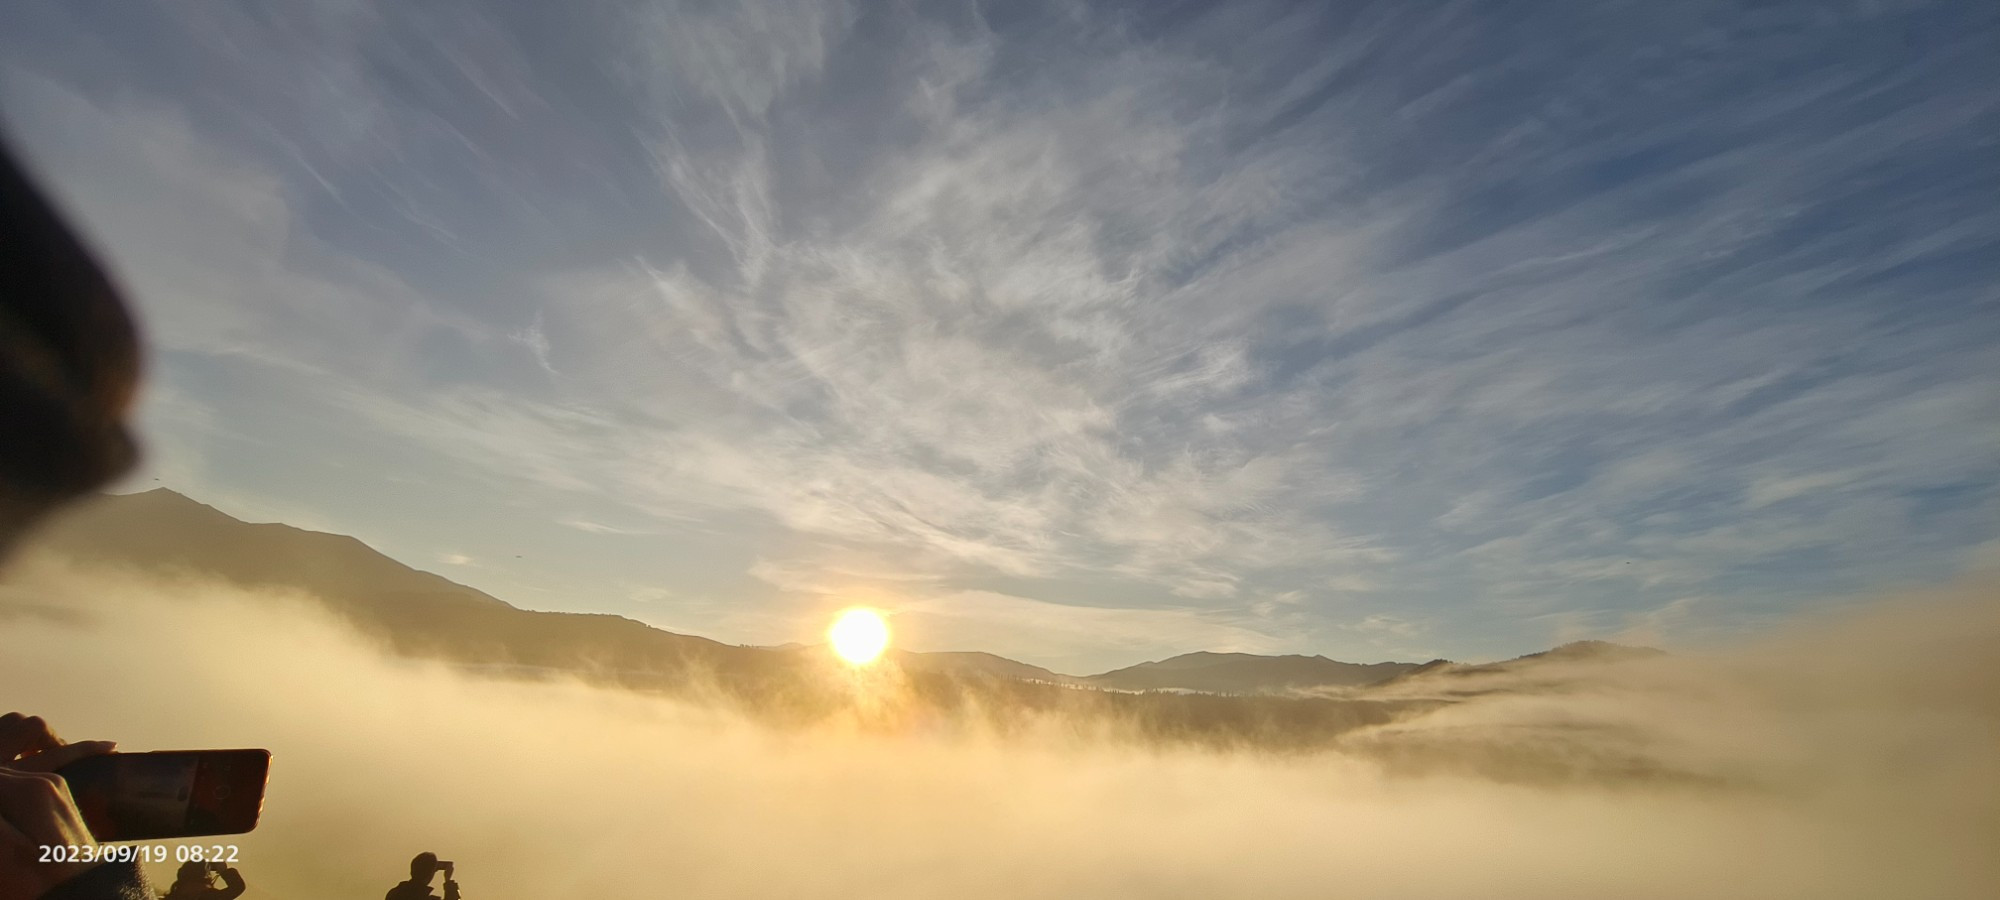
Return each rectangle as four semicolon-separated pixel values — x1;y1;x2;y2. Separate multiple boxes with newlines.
0;0;1994;667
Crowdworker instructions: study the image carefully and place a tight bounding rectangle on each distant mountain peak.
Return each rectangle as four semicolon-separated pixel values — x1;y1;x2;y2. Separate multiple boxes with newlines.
32;490;1631;702
34;489;513;612
1086;650;1419;694
111;486;224;514
1524;640;1664;662
1382;641;1666;687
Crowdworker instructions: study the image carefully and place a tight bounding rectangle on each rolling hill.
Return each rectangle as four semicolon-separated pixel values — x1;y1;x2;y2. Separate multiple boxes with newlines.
19;489;1679;773
1086;651;1418;693
25;489;1424;694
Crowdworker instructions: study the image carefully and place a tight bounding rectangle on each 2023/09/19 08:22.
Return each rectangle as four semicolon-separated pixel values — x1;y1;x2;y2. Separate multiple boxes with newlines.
38;844;240;864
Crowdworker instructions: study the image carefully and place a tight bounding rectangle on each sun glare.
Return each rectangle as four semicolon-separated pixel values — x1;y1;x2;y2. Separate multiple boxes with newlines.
827;608;890;665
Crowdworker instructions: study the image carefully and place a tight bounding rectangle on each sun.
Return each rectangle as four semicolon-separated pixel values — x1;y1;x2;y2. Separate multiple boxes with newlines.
827;608;890;665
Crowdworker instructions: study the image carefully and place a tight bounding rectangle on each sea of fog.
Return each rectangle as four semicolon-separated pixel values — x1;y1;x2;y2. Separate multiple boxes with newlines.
3;556;1995;899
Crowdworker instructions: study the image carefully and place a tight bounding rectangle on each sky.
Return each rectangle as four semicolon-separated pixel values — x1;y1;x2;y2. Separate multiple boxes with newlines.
1;0;1994;674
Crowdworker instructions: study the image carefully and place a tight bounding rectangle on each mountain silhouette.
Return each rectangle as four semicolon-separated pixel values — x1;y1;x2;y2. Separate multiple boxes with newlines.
1086;651;1417;693
892;650;1082;685
1375;640;1666;688
38;490;1652;758
29;489;1425;693
28;489;751;675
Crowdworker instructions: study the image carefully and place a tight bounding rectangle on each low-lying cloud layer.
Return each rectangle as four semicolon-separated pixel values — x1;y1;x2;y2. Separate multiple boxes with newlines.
5;559;1996;899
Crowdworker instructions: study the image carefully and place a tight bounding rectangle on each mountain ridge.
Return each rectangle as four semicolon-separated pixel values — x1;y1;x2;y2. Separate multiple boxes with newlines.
18;489;1691;780
27;490;1620;696
1086;651;1419;693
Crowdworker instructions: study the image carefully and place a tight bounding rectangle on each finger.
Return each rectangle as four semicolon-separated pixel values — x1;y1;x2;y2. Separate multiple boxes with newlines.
0;769;91;846
0;778;95;900
0;714;60;763
9;741;115;774
0;793;28;844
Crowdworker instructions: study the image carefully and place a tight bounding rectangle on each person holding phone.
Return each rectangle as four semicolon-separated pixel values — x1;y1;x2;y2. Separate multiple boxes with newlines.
0;129;154;900
157;862;245;900
385;853;461;900
0;715;144;900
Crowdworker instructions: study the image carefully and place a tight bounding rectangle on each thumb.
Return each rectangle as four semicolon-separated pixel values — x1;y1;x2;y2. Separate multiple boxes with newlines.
11;741;116;774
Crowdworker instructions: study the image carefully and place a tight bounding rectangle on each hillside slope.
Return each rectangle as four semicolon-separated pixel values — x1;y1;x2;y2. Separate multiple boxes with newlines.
22;490;1667;768
1087;651;1418;693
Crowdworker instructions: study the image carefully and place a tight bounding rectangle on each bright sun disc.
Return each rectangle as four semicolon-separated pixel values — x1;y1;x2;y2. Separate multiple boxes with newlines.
828;608;890;665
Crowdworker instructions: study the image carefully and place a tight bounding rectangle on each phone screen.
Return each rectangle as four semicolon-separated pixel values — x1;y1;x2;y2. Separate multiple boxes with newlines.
57;750;270;841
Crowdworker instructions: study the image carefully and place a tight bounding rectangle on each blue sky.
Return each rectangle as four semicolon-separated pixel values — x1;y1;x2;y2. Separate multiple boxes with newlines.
2;0;1995;673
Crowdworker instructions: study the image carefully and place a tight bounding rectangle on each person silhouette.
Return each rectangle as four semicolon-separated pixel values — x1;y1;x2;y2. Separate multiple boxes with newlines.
384;853;460;900
157;862;244;900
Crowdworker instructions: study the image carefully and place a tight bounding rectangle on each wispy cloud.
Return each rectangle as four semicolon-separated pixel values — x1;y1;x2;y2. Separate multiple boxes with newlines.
3;0;1994;667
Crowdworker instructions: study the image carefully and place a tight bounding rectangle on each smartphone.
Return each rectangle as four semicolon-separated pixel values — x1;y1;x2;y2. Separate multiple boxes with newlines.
56;750;270;841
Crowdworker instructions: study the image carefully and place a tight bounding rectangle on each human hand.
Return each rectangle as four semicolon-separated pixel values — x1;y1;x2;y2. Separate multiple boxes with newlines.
0;713;116;774
0;713;117;900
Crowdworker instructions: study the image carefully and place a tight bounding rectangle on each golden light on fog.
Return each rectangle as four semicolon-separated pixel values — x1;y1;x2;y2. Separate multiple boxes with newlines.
827;608;890;665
